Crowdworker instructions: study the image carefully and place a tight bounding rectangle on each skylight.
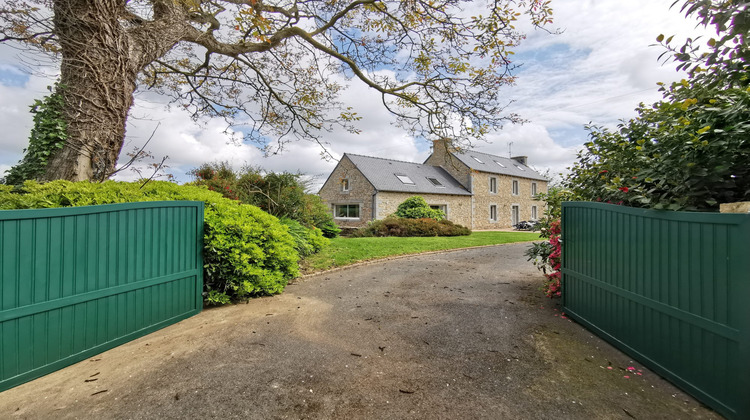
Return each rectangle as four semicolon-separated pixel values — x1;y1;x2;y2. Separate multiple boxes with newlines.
427;177;443;187
396;174;415;184
494;160;506;168
471;156;484;164
514;165;525;171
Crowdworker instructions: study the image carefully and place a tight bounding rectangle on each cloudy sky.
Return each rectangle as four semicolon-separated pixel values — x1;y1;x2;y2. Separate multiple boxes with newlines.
0;0;711;190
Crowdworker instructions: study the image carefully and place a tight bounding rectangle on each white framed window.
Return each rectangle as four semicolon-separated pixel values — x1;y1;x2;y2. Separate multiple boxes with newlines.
395;174;415;184
490;205;498;222
512;179;519;196
334;204;360;219
341;178;350;192
531;182;537;196
489;177;497;194
531;205;538;220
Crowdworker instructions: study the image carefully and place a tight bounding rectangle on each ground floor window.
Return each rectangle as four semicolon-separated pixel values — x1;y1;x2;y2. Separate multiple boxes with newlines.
490;205;498;222
334;204;360;219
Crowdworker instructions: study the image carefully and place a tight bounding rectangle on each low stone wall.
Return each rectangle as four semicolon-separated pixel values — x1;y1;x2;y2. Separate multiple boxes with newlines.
719;201;750;213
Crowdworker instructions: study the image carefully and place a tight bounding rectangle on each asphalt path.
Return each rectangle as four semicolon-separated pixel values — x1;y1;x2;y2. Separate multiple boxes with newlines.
0;243;720;419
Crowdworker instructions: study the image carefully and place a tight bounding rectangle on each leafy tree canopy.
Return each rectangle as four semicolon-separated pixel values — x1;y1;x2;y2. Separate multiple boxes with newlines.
0;0;553;181
564;0;749;211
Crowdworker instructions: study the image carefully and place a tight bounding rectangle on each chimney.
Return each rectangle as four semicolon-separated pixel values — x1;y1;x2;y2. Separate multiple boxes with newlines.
432;138;451;162
511;156;528;166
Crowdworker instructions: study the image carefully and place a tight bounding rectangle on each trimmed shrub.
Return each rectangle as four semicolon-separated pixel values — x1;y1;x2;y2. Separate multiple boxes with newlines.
356;216;470;237
0;180;300;304
394;196;445;220
279;217;329;257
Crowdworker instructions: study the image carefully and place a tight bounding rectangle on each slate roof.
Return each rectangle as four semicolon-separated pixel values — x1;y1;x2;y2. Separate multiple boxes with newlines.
446;150;548;181
345;153;472;196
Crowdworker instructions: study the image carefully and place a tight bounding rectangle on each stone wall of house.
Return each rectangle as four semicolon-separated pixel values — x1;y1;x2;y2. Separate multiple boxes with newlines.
471;171;547;229
375;192;473;228
424;140;473;190
317;156;376;228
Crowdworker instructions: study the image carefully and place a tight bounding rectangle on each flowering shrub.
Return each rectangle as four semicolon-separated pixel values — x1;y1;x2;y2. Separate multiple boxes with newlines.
542;220;562;297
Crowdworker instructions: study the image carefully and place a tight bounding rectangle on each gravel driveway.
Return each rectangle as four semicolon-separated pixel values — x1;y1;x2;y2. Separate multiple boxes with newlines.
1;243;720;419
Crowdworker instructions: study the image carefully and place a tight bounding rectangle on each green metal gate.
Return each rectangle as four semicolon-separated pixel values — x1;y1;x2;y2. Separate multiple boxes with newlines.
0;201;204;392
561;202;750;420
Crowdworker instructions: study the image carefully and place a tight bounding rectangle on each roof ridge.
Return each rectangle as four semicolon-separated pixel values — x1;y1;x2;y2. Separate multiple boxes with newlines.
457;149;514;162
345;152;428;166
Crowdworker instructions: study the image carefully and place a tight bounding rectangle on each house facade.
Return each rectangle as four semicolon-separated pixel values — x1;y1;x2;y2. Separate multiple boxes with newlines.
318;139;548;229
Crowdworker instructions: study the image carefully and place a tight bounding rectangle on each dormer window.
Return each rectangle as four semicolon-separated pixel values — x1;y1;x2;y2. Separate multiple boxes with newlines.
471;156;484;164
395;174;415;184
494;160;506;168
427;177;443;187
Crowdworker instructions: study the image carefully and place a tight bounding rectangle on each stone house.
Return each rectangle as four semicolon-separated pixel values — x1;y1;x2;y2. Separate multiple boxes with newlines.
318;140;548;229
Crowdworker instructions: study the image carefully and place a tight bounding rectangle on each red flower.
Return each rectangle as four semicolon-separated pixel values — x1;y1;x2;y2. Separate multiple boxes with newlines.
619;187;629;193
599;170;608;174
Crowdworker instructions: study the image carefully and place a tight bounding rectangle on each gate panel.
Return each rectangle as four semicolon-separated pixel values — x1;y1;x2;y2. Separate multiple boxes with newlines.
562;202;750;420
0;201;203;392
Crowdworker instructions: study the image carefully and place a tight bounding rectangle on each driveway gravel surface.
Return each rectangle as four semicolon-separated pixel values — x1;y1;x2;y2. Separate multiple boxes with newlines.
1;243;720;419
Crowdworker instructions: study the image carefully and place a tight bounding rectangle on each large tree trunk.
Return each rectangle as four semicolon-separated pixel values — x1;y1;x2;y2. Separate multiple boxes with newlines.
43;1;188;182
42;1;138;181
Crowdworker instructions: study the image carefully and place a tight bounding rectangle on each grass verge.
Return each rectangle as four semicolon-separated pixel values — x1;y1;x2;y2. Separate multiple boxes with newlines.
300;231;540;274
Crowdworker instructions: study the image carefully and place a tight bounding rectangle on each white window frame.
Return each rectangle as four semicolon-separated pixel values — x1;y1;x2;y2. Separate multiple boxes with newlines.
531;182;537;196
512;179;520;196
395;174;415;185
489;204;498;222
341;178;350;192
489;176;498;194
333;203;361;219
531;205;538;220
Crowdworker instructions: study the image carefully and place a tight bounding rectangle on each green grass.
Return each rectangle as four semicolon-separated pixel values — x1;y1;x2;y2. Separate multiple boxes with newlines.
300;231;540;274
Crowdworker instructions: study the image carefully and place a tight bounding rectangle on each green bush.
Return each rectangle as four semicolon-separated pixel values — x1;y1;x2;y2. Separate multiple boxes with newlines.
318;218;342;238
300;194;340;238
394;196;445;220
0;180;300;304
190;162;340;236
356;216;470;237
279;217;329;257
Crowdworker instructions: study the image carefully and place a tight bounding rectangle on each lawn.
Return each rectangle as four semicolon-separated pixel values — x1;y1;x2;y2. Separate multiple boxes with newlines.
300;231;540;274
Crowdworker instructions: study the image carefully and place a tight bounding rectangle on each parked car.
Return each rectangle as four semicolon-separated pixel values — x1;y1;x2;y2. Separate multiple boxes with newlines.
513;220;537;231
